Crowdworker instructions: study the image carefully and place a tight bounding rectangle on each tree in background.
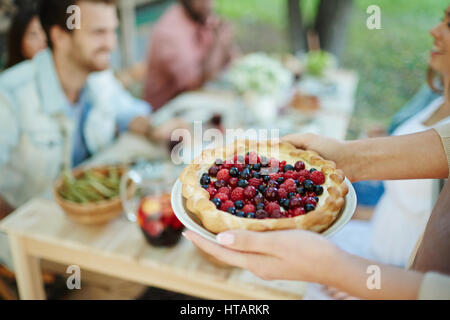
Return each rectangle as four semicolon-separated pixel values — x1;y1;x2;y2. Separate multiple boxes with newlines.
288;0;353;60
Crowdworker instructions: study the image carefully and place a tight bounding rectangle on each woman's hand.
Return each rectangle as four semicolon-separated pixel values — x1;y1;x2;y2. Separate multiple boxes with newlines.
183;229;341;284
281;133;358;181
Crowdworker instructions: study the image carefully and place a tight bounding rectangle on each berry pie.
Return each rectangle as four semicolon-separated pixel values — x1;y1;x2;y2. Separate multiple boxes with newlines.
179;140;348;234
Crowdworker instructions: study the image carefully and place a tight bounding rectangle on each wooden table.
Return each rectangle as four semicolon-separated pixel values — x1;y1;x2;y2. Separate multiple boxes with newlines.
0;134;306;300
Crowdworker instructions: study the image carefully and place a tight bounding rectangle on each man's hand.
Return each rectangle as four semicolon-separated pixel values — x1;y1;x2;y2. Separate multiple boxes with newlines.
184;229;339;284
281;133;357;181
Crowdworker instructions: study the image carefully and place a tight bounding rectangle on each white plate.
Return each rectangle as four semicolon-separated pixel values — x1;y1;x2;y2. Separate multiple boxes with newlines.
171;178;357;244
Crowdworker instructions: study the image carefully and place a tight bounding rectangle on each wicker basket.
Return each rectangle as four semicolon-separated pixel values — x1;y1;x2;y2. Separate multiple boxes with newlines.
53;166;128;225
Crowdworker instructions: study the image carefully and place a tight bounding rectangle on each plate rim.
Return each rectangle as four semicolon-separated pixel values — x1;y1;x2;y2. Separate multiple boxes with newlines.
171;178;357;244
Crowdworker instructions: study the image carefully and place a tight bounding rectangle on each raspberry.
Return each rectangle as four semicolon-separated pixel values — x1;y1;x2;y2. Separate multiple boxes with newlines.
206;187;217;198
248;152;259;164
310;171;326;185
278;188;288;199
230;187;245;202
284;178;296;186
270;209;284;219
292;207;306;216
280;182;297;193
229;177;239;188
217;187;231;197
283;171;296;180
242;204;256;214
222;160;235;169
215;193;229;203
269;173;283;181
265;202;280;214
217;169;231;182
248;178;263;188
235;163;245;171
297;170;310;183
292;171;302;180
305;197;318;206
244;186;257;199
220;200;235;212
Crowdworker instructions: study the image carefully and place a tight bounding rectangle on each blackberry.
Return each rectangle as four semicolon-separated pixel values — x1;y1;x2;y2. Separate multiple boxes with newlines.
262;175;270;183
234;200;244;210
255;210;269;219
294;180;300;187
304;180;315;192
281;198;290;210
229;167;239;177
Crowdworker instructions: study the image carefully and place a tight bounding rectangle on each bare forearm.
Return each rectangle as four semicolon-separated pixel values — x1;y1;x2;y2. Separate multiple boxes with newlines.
347;129;448;181
323;248;424;300
0;195;14;220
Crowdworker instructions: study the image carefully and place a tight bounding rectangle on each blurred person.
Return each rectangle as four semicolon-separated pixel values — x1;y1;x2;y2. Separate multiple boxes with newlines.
6;6;47;68
328;6;450;269
144;0;238;110
0;0;186;219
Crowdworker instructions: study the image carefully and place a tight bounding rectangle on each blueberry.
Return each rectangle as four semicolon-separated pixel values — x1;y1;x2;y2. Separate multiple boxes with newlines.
256;203;265;211
310;168;317;173
276;177;285;184
235;200;244;210
294;180;300;187
304;180;315;192
283;164;295;172
305;204;316;212
315;185;324;196
212;198;221;208
227;207;237;215
246;212;256;219
237;179;249;188
287;192;296;199
252;163;261;172
258;185;267;194
201;184;209;189
281;199;290;210
262;175;270;183
252;172;261;179
297;187;306;196
240;168;251;179
236;211;245;218
229;167;239;177
200;175;211;185
314;196;319;203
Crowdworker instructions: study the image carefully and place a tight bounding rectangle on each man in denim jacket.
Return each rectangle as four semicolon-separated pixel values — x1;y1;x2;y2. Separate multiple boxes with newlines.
0;0;183;217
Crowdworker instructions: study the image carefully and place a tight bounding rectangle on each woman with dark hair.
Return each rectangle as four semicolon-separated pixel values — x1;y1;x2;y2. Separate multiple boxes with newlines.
6;6;47;68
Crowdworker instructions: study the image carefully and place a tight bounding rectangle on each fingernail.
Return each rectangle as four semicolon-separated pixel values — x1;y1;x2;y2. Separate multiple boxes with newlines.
217;233;235;245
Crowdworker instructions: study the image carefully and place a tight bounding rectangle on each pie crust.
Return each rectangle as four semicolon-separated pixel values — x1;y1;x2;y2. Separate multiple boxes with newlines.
179;139;349;234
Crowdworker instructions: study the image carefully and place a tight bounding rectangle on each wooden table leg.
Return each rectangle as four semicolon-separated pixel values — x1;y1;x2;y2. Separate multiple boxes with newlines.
9;234;46;300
